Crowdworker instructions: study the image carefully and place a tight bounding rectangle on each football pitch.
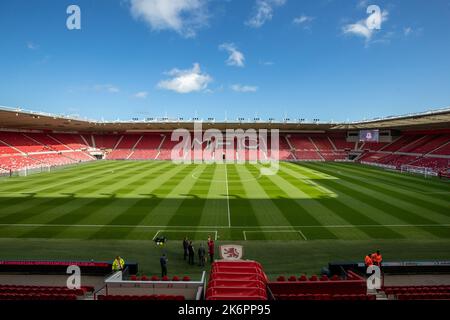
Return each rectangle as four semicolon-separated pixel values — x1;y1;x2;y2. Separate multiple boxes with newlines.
1;160;450;276
0;160;449;242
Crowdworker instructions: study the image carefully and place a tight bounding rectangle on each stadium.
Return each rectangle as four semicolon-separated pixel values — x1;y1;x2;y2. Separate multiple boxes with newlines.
1;0;450;308
0;105;449;302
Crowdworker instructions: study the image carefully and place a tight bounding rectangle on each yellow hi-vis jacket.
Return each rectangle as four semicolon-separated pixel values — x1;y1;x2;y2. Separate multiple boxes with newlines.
112;258;125;271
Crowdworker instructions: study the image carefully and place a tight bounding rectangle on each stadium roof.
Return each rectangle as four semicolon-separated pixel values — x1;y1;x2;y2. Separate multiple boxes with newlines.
0;105;449;132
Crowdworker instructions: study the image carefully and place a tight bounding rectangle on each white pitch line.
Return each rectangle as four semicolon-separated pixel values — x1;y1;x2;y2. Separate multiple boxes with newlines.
298;229;308;241
152;229;218;240
225;164;231;228
152;230;161;241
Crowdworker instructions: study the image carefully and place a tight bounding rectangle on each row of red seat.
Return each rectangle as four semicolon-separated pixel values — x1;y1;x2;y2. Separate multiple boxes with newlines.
397;293;450;300
0;287;86;296
269;271;366;296
129;275;191;282
277;275;341;282
384;285;450;295
0;284;94;293
0;293;77;300
275;294;376;301
97;294;185;301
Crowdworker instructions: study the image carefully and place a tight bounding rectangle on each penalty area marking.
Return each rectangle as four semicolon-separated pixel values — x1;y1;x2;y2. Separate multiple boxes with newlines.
243;230;307;241
152;230;218;241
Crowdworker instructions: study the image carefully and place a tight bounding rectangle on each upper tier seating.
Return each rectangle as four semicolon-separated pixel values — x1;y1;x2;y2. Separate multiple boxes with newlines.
50;134;89;150
24;133;70;151
116;135;141;149
0;132;49;153
289;135;317;150
311;136;334;151
89;134;121;149
0;140;21;155
383;135;419;152
329;136;355;150
431;140;450;155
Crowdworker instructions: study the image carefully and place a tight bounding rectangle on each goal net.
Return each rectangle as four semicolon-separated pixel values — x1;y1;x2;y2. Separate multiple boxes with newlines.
400;165;437;178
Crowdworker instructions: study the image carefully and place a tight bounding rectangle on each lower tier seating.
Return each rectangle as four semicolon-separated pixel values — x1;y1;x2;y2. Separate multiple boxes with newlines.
97;294;185;300
0;285;94;300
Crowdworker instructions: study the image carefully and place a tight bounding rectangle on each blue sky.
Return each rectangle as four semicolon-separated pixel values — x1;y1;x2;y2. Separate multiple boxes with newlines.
1;0;450;122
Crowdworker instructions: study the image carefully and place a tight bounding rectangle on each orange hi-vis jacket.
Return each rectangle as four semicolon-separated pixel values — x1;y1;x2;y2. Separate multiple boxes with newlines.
372;253;382;265
365;255;373;267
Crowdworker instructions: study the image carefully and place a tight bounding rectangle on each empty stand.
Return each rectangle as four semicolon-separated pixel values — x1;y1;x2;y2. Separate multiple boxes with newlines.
0;284;94;301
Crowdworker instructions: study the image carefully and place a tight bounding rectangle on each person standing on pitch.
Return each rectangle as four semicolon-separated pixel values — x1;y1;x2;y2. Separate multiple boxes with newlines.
160;253;168;278
208;236;215;264
198;243;206;267
183;237;189;261
188;241;195;265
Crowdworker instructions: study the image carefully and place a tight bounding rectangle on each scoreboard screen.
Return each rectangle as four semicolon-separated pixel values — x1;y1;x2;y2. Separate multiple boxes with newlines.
359;130;379;142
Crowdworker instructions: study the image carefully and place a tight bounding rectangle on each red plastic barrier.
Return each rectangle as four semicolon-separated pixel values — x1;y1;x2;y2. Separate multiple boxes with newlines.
206;260;269;301
208;280;266;290
206;287;267;300
209;272;267;282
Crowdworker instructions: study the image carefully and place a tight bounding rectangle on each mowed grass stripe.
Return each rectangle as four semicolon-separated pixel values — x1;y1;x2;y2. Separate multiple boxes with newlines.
164;164;220;228
326;162;450;213
237;164;295;227
339;163;450;203
0;162;151;232
342;162;450;190
279;163;405;239
0;161;123;194
0;161;124;212
301;163;450;239
18;162;167;239
138;164;208;226
275;163;373;239
0;161;113;190
281;164;426;239
195;164;230;228
87;163;189;240
250;163;337;240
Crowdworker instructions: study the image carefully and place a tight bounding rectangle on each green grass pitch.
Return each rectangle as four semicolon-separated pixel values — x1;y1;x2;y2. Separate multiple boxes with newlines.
0;161;449;277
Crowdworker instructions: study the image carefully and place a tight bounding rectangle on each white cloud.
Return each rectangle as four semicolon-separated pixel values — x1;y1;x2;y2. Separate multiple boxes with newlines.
403;27;412;36
158;63;212;94
94;84;120;93
231;84;259;93
357;0;369;9
134;91;149;99
246;0;286;28
293;15;314;26
129;0;208;38
26;41;39;50
260;60;274;66
342;9;389;43
219;43;245;67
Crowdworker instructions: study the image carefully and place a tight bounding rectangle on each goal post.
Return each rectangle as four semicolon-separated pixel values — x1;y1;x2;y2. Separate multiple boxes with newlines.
400;165;437;178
